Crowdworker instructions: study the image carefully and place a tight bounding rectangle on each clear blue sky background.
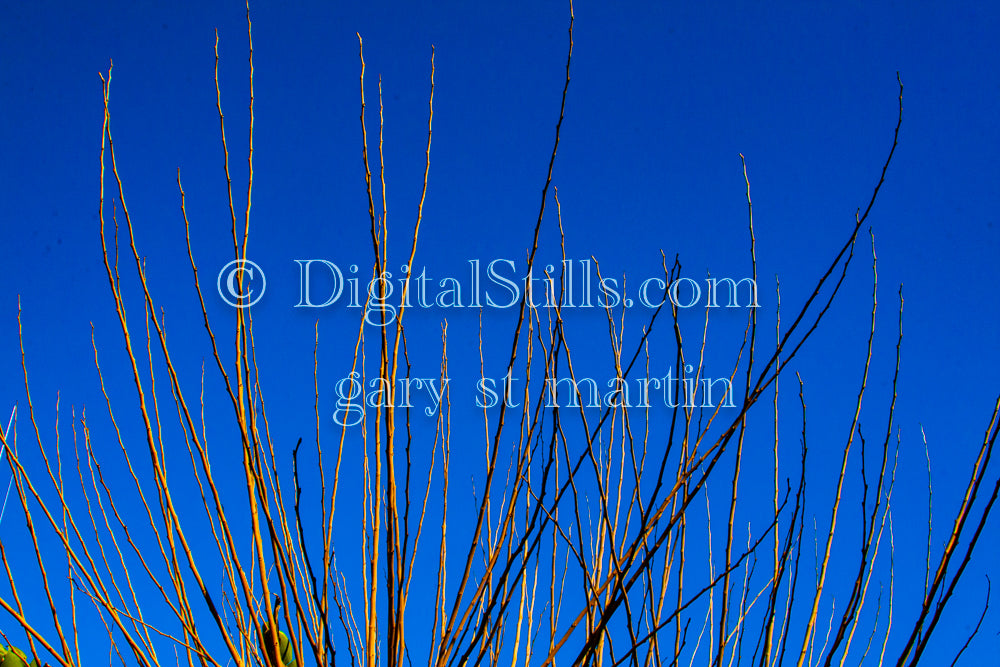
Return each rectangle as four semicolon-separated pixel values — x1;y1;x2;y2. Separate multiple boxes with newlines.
2;1;998;664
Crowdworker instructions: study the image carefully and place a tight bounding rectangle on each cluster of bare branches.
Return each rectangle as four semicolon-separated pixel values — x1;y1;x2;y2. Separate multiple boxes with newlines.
1;4;998;667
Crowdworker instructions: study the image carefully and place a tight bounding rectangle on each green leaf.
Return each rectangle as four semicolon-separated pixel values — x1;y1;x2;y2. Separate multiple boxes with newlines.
0;646;29;667
259;625;296;667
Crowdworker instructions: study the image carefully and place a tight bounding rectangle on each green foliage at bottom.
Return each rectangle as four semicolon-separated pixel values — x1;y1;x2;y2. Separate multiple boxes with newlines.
0;645;40;667
259;625;297;667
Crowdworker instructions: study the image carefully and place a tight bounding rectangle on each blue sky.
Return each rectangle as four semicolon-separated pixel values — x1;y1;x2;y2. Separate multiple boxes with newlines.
2;1;999;664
